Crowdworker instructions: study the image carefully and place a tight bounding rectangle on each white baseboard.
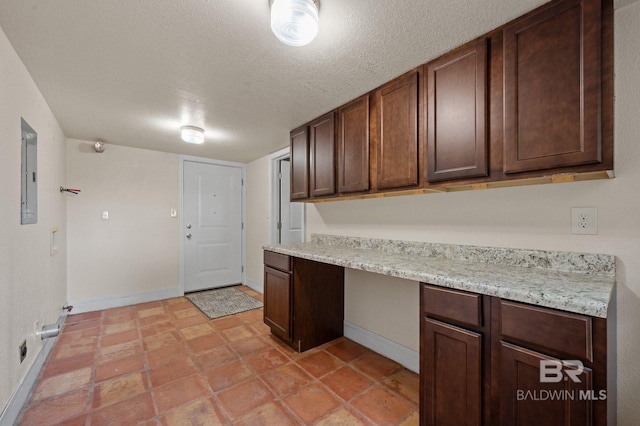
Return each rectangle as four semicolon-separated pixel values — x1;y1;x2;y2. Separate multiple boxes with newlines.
68;286;182;314
0;311;68;426
344;321;419;374
244;277;263;294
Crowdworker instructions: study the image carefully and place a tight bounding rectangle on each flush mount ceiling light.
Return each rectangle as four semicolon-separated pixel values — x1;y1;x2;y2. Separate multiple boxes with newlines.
180;126;205;144
270;0;319;47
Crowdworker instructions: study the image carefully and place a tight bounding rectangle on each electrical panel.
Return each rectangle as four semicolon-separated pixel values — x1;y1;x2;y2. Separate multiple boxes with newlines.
21;118;37;225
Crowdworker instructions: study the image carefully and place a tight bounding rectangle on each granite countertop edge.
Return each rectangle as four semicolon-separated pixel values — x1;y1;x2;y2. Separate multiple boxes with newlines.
263;241;615;319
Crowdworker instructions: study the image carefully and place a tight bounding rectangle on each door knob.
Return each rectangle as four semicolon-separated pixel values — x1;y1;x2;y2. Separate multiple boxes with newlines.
186;233;192;239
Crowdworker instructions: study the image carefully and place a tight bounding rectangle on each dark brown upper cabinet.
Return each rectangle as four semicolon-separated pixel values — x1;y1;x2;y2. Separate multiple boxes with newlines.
503;0;602;174
309;112;337;198
289;0;612;202
337;95;370;194
290;125;309;200
374;69;422;190
426;38;489;183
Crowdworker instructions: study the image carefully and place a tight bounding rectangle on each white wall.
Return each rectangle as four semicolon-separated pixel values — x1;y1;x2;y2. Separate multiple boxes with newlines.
345;270;419;351
304;3;640;423
66;140;180;309
0;27;67;414
245;154;273;292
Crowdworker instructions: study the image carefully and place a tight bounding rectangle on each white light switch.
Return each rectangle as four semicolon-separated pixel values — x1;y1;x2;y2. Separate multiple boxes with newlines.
50;227;59;256
102;211;109;220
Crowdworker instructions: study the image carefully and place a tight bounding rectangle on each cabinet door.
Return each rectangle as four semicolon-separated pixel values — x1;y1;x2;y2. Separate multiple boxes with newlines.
500;341;593;426
503;0;602;173
309;112;336;198
338;95;370;193
264;266;292;343
290;125;309;200
376;70;420;190
423;317;482;426
426;39;488;182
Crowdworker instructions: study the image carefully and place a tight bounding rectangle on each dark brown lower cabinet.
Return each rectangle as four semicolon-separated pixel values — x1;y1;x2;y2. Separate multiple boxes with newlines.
421;283;610;426
264;265;292;343
423;318;483;426
495;298;608;426
421;284;490;426
500;341;593;426
264;251;344;352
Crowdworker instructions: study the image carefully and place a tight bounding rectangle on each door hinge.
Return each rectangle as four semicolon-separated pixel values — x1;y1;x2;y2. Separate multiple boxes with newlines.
278;172;282;180
241;266;244;273
277;222;282;230
241;222;244;230
241;179;244;186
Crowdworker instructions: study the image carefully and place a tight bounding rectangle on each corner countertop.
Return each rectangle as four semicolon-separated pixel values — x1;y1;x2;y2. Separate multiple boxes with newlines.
263;234;615;318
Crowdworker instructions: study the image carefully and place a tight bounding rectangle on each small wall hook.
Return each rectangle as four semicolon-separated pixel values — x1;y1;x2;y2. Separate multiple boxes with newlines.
60;186;81;194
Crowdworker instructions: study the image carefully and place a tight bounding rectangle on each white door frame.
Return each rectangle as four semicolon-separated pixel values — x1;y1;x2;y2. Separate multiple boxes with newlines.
179;155;246;295
269;147;306;244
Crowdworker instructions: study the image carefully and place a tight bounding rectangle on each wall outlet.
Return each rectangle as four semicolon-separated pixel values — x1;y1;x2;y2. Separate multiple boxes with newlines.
571;207;597;235
19;340;27;363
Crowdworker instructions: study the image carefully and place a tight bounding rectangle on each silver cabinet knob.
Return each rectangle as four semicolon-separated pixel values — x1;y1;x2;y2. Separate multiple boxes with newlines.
186;224;191;229
186;233;192;239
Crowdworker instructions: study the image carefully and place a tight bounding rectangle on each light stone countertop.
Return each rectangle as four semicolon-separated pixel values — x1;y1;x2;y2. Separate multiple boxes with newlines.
263;234;616;318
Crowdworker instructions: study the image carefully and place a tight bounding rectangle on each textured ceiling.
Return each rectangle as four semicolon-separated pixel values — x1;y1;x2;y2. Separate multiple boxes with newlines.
0;0;581;163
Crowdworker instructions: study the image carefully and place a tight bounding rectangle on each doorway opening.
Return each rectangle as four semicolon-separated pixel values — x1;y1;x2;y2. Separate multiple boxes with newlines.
270;148;305;244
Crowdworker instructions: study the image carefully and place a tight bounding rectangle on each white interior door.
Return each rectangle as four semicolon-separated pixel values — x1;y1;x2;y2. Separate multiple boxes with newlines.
279;159;304;244
183;161;242;292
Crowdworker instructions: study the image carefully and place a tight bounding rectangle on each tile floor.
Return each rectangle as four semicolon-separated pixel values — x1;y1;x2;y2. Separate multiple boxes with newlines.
17;286;419;425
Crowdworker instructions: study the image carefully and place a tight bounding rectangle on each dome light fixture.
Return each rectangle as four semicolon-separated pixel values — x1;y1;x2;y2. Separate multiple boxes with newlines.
181;126;205;144
270;0;319;47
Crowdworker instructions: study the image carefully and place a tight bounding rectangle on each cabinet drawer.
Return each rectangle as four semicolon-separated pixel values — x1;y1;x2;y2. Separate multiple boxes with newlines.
500;300;593;361
422;284;483;327
264;251;291;273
